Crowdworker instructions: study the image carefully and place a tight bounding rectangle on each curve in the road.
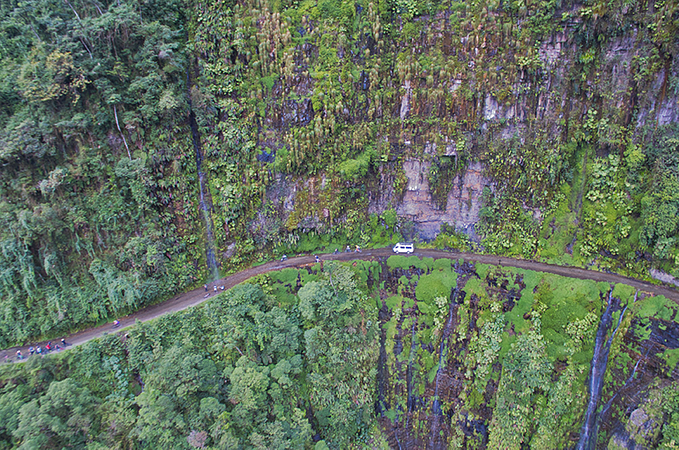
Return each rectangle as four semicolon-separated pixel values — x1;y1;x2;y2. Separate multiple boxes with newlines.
2;248;678;363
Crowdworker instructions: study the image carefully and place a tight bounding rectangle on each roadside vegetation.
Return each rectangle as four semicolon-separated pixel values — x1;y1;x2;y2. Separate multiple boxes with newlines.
0;261;380;449
2;259;679;448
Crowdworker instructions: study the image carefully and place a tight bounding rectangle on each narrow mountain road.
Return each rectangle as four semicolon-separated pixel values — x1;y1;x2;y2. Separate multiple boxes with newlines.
3;248;678;363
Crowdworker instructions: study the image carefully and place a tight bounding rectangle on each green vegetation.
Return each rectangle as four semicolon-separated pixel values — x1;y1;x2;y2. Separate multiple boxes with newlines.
0;261;378;449
0;0;201;347
0;0;678;444
2;257;679;448
374;257;677;448
431;223;473;252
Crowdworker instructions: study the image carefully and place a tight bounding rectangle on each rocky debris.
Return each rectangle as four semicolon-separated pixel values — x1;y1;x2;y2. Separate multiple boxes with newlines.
222;242;237;259
656;92;679;126
607;430;645;450
618;407;660;448
650;268;679;288
629;408;649;429
258;142;491;243
483;94;500;121
265;174;297;213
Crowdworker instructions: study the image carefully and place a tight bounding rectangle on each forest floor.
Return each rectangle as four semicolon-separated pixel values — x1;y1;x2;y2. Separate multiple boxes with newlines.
3;248;679;363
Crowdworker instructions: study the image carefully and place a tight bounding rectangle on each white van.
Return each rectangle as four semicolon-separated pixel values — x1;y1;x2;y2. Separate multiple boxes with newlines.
392;243;414;254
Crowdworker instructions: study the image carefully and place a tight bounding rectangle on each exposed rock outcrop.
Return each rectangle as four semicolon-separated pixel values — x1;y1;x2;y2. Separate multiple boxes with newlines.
397;161;491;240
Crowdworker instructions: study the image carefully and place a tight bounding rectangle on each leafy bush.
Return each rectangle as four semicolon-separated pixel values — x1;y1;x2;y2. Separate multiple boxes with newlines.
415;271;457;303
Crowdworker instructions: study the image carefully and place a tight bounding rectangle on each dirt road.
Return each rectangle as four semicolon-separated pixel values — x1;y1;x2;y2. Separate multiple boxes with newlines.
2;248;678;363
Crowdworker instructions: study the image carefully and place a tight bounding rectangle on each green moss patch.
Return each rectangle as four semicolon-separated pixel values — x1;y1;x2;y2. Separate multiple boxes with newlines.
415;271;458;303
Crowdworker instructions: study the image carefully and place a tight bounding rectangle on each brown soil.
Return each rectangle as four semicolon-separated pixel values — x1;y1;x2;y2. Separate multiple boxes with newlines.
2;248;678;363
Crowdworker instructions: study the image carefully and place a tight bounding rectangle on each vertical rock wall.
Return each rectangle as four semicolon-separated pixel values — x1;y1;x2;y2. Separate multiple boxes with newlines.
397;160;491;240
249;8;679;246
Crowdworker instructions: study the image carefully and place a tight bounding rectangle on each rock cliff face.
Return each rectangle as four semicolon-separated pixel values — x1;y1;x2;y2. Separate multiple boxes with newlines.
251;10;678;244
262;153;492;241
396;160;490;240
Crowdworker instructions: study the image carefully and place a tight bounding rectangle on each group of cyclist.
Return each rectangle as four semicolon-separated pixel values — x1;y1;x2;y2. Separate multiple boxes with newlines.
337;245;362;253
202;284;225;298
282;245;362;262
5;338;69;363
